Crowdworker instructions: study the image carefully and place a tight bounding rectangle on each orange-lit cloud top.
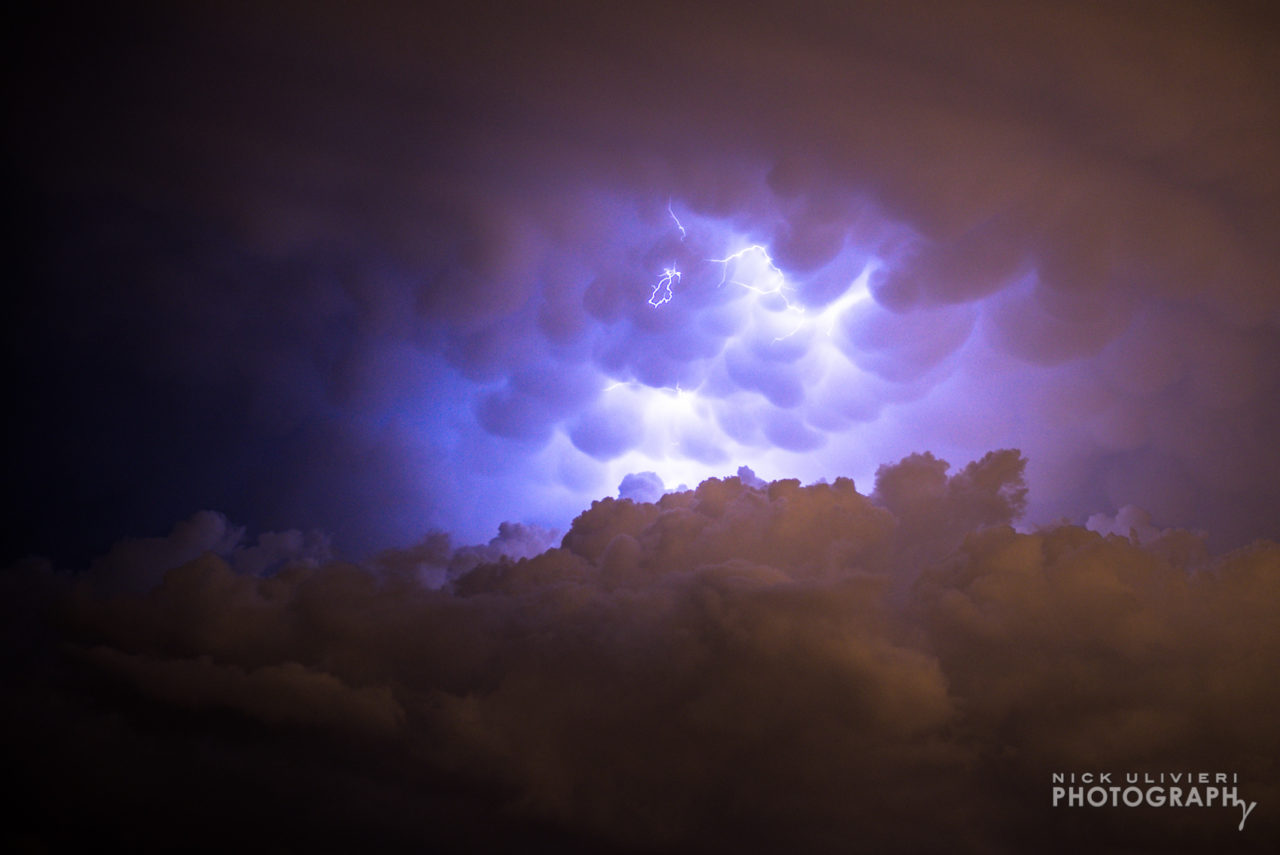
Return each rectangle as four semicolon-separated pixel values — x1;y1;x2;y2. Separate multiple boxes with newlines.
8;450;1277;852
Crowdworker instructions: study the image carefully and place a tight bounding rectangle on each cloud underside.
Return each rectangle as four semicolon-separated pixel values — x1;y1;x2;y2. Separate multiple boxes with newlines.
8;450;1278;852
8;0;1279;561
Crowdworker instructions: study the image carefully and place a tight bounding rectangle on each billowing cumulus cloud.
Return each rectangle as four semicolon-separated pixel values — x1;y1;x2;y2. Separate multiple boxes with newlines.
5;453;1277;852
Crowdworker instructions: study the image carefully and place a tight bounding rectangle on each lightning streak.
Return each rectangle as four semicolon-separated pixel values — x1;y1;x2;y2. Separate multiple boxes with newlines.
603;379;705;449
811;262;876;336
649;265;681;307
667;199;687;241
710;245;785;293
711;245;806;340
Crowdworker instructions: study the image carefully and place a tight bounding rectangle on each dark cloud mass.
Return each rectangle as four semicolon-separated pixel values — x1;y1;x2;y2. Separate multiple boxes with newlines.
5;456;1278;852
4;0;1279;850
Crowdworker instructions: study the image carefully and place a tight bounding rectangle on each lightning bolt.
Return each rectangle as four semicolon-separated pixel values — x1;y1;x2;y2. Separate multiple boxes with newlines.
710;245;784;293
645;224;868;344
604;379;703;447
604;379;696;397
649;265;681;307
811;262;877;336
667;198;687;241
710;245;806;340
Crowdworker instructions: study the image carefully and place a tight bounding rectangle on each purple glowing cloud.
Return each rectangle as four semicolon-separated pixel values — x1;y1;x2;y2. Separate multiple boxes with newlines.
5;0;1277;560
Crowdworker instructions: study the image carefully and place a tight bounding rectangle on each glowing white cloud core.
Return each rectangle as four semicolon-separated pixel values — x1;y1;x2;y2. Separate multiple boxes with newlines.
534;200;896;506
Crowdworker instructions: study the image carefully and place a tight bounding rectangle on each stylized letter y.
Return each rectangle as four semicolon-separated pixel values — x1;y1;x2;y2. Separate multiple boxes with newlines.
1237;799;1257;831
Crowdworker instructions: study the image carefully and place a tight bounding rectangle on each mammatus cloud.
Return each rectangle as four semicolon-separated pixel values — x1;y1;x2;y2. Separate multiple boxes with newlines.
6;451;1276;852
7;0;1279;564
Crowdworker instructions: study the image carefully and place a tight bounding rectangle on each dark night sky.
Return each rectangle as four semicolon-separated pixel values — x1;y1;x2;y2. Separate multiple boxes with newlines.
4;2;1279;852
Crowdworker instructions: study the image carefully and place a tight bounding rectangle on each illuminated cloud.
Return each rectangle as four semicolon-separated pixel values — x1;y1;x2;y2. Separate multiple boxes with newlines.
8;2;1278;849
8;1;1278;563
7;456;1277;851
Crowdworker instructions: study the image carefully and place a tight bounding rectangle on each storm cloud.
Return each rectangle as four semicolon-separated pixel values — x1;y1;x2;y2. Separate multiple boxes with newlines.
6;452;1277;852
4;2;1279;850
6;0;1279;563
